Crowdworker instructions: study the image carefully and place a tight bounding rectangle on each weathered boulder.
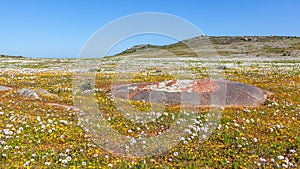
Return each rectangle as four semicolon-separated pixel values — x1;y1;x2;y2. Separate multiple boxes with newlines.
17;89;40;99
111;79;273;107
0;85;12;92
35;89;59;99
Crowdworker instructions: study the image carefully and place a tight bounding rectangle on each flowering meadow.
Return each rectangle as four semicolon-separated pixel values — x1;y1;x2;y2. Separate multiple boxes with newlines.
0;57;299;168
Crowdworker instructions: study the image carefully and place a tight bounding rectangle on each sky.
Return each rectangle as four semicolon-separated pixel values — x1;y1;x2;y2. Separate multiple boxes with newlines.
0;0;299;58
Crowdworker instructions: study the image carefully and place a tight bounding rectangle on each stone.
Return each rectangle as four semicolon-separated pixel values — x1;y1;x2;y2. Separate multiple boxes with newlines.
0;85;12;91
111;79;273;107
17;89;40;99
35;89;58;98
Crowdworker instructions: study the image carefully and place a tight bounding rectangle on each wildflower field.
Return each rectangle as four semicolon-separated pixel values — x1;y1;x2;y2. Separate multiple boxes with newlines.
0;57;299;168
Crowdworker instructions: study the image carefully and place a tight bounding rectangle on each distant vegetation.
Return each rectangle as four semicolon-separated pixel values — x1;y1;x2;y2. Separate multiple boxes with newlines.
0;54;24;58
209;36;299;44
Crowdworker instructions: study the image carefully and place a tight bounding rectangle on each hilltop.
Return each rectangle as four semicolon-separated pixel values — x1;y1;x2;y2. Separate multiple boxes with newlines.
115;36;300;59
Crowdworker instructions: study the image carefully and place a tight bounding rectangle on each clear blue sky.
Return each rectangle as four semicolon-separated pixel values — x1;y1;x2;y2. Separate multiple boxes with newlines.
0;0;299;58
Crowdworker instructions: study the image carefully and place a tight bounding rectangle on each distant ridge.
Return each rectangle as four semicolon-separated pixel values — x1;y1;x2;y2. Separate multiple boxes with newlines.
0;54;25;58
115;36;300;58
